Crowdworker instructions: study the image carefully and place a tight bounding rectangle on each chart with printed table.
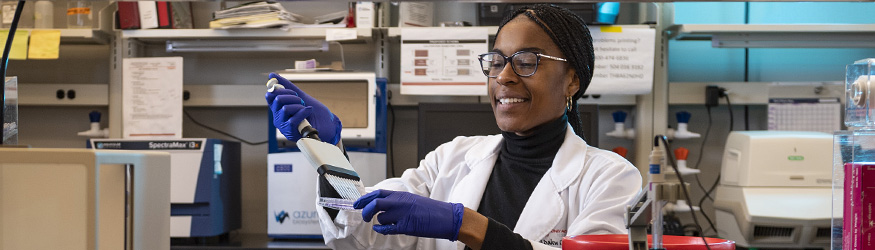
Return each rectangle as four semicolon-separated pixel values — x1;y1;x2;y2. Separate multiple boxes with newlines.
767;98;841;133
400;27;488;96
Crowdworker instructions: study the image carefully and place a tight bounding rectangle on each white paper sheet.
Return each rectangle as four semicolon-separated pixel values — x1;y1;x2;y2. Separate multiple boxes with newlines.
122;57;183;139
768;98;841;133
400;27;488;96
587;27;655;95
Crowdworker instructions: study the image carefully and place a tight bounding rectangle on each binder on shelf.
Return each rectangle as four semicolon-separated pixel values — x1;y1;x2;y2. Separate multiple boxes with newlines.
117;2;140;30
156;1;172;29
170;2;193;29
138;1;159;29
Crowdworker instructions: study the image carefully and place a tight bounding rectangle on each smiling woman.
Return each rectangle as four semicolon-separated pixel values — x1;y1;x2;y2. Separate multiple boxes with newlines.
488;5;596;139
265;4;642;250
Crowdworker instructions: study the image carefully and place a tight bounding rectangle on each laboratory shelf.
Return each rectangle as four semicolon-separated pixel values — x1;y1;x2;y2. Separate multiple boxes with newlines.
386;26;499;37
668;81;844;105
385;25;652;38
120;27;373;42
5;29;111;44
668;24;875;48
60;29;111;44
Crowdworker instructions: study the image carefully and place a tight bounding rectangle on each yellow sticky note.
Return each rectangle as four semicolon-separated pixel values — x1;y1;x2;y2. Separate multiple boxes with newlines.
28;30;60;59
0;30;30;60
600;26;623;33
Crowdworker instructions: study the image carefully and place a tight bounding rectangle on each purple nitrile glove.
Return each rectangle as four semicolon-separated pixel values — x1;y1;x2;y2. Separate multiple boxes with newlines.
354;189;465;241
265;72;342;145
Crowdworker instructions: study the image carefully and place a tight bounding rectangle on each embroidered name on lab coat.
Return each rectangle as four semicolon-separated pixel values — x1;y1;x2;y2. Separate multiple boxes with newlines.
539;229;567;247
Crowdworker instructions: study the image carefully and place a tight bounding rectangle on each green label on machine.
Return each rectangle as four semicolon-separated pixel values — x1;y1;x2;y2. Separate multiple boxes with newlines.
788;155;804;161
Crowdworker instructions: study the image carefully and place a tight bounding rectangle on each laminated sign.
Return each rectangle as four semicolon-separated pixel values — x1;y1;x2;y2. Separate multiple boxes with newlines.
400;27;489;96
587;26;655;95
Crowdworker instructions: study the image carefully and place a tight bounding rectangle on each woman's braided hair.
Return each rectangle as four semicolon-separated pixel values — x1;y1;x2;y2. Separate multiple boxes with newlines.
496;4;595;141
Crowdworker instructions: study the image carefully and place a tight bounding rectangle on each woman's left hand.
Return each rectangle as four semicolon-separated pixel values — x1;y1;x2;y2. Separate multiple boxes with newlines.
354;189;465;241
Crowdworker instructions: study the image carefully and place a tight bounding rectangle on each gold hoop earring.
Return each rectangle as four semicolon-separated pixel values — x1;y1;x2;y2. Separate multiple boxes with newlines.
566;96;573;111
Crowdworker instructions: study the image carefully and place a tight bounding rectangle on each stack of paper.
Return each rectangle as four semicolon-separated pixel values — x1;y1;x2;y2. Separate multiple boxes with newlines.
209;1;304;29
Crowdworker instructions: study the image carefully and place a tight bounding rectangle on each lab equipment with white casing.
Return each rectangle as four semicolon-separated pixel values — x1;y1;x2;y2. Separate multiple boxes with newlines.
267;75;387;239
89;138;241;238
0;148;171;250
273;72;379;146
714;131;835;249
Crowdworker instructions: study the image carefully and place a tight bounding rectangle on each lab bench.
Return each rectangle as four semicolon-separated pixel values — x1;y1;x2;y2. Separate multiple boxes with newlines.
171;234;329;250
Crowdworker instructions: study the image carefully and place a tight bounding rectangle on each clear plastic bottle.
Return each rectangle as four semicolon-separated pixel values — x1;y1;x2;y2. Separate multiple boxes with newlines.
34;0;53;29
66;1;91;29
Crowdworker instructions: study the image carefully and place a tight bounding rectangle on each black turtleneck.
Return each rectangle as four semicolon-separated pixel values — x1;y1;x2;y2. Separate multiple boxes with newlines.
468;115;567;250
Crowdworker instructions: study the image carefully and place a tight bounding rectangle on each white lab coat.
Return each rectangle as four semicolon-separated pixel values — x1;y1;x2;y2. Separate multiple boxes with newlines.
316;124;643;250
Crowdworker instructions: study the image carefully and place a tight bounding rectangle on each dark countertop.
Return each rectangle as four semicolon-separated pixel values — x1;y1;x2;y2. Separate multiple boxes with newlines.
171;234;331;250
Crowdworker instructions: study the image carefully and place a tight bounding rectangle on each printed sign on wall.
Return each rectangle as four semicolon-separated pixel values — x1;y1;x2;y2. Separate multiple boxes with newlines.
400;27;489;96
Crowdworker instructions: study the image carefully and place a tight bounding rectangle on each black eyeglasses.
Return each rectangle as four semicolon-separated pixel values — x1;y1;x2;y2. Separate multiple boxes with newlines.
477;51;567;78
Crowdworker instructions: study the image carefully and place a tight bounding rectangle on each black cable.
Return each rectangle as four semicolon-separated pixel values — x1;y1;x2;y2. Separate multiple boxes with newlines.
692;106;718;236
743;2;750;81
698;172;721;233
697;95;735;236
183;109;268;145
0;0;24;145
743;2;750;132
692;106;712;172
657;136;712;250
387;101;396;178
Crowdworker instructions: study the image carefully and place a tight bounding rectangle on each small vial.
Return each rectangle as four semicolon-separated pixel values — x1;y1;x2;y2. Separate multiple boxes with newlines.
66;1;91;29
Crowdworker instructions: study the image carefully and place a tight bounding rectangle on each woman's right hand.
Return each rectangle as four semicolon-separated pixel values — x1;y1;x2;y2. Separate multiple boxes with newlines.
265;72;343;145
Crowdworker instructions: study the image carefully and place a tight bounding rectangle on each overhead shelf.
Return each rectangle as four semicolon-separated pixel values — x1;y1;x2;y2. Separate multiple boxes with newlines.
668;82;844;105
668;24;875;48
6;29;110;44
386;26;499;37
121;27;373;42
386;25;652;38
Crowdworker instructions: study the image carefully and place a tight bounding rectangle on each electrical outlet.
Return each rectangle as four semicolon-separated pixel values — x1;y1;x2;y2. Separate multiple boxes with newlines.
705;86;721;107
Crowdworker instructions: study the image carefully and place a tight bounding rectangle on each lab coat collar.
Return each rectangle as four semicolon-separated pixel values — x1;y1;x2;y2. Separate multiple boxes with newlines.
463;125;588;190
548;125;589;191
447;134;502;210
452;125;589;241
441;135;503;250
515;125;589;240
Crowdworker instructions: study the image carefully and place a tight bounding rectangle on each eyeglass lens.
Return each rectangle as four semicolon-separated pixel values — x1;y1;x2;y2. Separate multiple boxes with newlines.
479;52;539;77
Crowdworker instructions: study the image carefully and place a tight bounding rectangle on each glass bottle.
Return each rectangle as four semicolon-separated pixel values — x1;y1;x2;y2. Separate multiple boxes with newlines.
66;1;91;29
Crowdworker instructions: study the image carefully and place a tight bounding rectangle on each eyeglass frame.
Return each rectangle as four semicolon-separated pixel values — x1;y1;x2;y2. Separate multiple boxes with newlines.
477;51;567;78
